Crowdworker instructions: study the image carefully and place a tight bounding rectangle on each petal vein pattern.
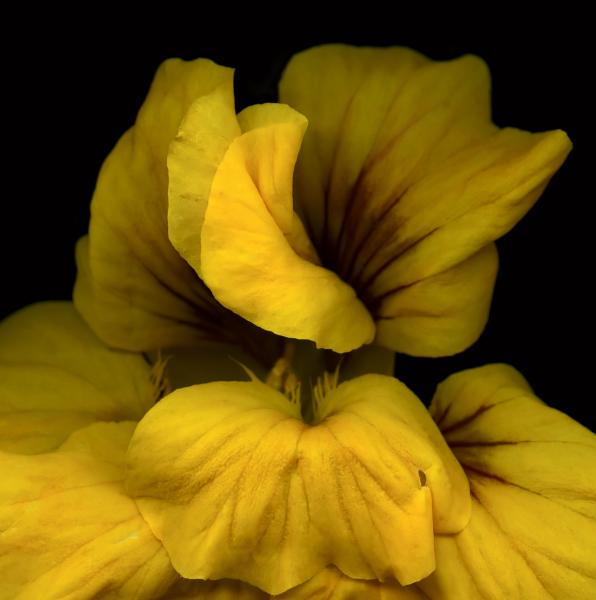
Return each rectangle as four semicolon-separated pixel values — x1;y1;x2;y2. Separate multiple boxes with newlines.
74;58;238;352
419;364;596;599
0;422;179;599
278;44;571;356
126;374;469;594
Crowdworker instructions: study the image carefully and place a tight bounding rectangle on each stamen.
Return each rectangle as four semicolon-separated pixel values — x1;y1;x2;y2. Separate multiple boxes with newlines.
311;367;340;423
150;351;172;403
265;341;301;406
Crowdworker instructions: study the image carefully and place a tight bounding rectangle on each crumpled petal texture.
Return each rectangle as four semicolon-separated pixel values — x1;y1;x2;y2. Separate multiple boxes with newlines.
419;364;596;599
126;374;469;594
0;302;153;454
280;44;572;356
74;58;235;352
0;422;178;599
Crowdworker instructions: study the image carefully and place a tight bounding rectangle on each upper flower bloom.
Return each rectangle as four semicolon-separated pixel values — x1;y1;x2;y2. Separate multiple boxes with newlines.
76;45;571;362
168;44;571;356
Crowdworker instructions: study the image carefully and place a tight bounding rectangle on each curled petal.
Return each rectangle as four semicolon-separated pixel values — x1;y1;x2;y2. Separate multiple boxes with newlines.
168;80;241;277
0;302;153;453
171;97;375;352
420;365;596;599
126;375;468;593
0;422;178;599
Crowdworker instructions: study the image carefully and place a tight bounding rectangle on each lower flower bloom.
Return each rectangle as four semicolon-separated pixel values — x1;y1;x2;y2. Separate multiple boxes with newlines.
125;371;470;593
0;304;594;598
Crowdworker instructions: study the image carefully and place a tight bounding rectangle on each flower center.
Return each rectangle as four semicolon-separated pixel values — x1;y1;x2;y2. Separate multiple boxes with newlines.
265;340;342;425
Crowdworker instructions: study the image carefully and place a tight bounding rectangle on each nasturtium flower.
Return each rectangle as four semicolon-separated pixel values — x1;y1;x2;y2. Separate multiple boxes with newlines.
168;44;571;356
125;372;470;593
1;304;594;598
75;44;571;367
2;43;588;600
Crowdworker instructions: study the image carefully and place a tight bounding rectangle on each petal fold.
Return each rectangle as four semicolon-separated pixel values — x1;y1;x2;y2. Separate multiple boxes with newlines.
0;302;153;453
126;375;468;593
0;422;177;599
197;102;375;352
420;364;596;599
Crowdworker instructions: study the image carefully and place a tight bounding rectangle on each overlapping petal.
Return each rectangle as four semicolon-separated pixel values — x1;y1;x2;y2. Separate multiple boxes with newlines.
169;98;374;352
275;567;427;599
164;566;426;599
0;302;153;453
76;44;571;358
280;44;572;356
126;374;469;594
419;365;596;599
0;422;178;599
2;43;586;600
74;58;237;352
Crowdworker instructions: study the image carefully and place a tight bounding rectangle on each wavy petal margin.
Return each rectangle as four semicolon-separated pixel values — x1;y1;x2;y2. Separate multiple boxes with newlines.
126;375;468;594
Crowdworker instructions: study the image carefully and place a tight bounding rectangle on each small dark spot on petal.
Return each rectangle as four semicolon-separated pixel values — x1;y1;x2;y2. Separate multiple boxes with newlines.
418;470;427;486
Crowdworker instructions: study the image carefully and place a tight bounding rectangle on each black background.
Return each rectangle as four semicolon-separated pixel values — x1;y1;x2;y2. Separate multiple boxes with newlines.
2;18;592;428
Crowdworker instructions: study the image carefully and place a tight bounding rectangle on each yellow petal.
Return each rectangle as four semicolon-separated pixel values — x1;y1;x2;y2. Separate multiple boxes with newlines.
164;567;427;599
364;127;571;298
163;578;264;599
168;82;240;277
280;44;571;356
276;567;428;600
0;302;153;453
126;374;469;593
199;102;374;352
74;58;234;352
279;44;429;247
374;243;498;356
0;422;178;599
419;365;596;599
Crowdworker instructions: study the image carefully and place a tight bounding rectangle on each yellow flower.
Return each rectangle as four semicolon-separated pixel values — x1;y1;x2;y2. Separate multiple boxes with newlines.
75;45;571;365
167;44;571;356
1;304;594;598
2;44;589;600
